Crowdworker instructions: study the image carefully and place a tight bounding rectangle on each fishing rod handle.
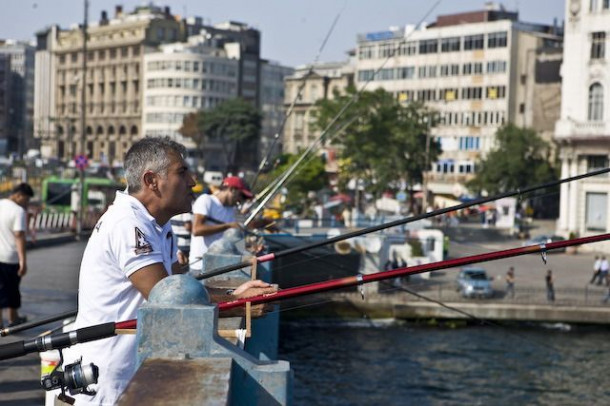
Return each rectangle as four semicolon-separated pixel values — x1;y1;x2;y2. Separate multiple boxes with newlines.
0;322;116;361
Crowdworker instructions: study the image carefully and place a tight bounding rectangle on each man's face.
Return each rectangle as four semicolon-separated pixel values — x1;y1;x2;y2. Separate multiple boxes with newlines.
157;152;196;215
14;193;31;209
227;187;245;207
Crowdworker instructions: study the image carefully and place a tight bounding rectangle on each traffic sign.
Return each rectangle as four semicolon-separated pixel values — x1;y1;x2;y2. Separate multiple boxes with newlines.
74;154;89;170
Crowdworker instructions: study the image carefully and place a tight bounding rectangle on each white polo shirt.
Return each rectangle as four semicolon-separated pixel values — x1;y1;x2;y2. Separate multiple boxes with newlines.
65;191;176;405
0;198;26;264
189;193;236;271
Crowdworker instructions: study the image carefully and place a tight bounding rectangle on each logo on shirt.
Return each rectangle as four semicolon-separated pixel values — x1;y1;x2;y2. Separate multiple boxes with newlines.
134;227;153;255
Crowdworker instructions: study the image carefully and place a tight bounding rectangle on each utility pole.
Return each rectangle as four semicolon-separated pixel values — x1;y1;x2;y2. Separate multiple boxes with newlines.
421;113;431;213
76;0;89;240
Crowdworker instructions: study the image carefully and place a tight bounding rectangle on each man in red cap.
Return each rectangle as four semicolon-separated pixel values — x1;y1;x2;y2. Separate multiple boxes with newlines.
189;176;253;272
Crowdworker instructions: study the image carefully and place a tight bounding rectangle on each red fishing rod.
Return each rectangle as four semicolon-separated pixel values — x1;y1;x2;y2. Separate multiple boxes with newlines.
92;233;610;335
197;167;610;280
218;233;610;310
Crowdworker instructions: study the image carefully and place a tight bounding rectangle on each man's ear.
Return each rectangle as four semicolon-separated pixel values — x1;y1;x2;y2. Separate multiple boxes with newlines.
143;171;157;190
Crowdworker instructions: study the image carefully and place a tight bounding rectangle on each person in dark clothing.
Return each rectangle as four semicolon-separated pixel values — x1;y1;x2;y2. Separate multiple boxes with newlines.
545;269;555;302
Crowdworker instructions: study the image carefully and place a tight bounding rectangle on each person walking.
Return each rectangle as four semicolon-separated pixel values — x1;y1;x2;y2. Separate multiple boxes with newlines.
590;256;602;284
0;183;34;328
505;267;515;299
63;137;275;405
545;269;555;302
597;256;610;286
189;176;252;273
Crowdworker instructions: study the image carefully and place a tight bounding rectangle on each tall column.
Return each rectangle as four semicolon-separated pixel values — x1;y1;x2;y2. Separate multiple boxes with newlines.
557;156;571;233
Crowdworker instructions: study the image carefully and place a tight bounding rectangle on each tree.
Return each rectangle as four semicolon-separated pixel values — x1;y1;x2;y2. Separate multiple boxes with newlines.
257;153;327;214
312;86;441;197
178;98;262;173
467;124;558;196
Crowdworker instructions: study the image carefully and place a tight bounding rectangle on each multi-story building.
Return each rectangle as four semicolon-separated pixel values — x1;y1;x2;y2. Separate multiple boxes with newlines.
0;40;35;157
259;60;294;170
142;34;239;171
354;4;562;198
34;4;182;165
283;61;354;156
0;54;10;155
554;0;610;251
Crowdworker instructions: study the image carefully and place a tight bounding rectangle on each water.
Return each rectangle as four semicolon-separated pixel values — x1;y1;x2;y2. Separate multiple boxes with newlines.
279;319;610;405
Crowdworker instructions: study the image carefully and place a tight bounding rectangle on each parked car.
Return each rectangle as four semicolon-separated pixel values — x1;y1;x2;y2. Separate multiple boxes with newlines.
522;234;566;252
456;267;493;298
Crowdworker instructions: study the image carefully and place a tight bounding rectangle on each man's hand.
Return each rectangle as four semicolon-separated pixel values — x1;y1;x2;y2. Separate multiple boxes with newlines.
18;263;27;277
233;280;277;298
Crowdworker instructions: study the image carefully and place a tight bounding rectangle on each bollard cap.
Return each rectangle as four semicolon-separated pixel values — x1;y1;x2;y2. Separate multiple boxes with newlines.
148;275;210;305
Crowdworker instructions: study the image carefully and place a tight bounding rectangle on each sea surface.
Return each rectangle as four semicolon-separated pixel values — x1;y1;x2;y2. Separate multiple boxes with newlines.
278;319;610;406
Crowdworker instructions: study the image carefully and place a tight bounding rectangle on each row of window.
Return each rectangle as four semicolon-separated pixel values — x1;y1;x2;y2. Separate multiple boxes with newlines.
58;46;141;64
358;60;507;82
56;124;138;136
146;77;236;93
59;80;140;99
395;85;507;103
145;95;226;109
359;31;507;60
435;160;476;174
58;64;140;84
58;101;140;115
438;110;507;127
146;60;237;76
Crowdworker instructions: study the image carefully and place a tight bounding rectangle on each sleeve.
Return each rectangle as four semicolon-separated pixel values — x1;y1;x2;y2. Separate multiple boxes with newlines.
110;216;166;278
192;195;212;217
12;207;26;233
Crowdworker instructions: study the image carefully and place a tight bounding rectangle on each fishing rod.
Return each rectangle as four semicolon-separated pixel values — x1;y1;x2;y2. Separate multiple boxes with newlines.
2;232;605;361
218;233;610;310
197;167;610;280
71;232;610;336
0;310;77;337
245;1;444;225
250;6;345;191
0;319;134;361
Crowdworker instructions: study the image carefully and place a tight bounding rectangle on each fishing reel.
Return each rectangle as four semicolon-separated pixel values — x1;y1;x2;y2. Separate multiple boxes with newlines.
41;349;99;401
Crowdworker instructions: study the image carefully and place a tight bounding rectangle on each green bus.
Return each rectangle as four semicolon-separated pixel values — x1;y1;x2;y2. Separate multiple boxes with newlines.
41;176;123;214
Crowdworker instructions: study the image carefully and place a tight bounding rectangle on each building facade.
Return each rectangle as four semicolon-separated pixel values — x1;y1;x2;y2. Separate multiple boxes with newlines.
34;5;182;165
555;0;610;252
0;40;35;157
353;5;561;198
283;61;354;155
260;60;294;171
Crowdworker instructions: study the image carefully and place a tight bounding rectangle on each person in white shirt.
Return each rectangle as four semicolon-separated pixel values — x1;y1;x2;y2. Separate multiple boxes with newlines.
189;176;252;272
0;183;34;327
65;137;274;405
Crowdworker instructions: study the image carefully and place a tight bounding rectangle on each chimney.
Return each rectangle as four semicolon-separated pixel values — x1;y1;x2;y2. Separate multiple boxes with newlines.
115;5;123;18
100;10;108;25
164;6;171;16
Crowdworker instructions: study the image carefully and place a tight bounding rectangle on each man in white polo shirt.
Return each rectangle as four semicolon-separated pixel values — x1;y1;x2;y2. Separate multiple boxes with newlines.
65;137;275;405
189;176;253;272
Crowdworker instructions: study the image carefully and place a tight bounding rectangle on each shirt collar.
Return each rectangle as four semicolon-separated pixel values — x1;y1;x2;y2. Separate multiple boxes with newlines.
113;191;169;233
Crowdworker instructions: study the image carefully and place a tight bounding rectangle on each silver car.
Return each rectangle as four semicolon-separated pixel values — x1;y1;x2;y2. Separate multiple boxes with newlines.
456;267;493;298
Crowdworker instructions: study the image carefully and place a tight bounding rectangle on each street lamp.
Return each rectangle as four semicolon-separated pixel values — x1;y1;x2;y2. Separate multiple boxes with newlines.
422;113;432;213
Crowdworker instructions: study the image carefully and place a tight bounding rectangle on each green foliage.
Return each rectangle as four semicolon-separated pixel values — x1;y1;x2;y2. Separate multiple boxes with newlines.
312;87;441;195
257;153;327;212
179;98;262;172
467;124;558;195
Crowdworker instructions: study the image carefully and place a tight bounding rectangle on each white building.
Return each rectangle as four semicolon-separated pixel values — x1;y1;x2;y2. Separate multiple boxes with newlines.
555;0;610;252
354;4;561;198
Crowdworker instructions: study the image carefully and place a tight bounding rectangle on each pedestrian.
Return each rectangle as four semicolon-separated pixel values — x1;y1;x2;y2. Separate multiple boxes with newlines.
545;269;555;302
64;137;275;405
602;285;610;304
505;267;515;299
590;256;602;284
189;176;253;273
597;256;610;286
0;183;34;328
170;211;192;265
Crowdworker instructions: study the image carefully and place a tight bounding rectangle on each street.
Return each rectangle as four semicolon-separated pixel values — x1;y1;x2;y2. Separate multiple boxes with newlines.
0;240;85;405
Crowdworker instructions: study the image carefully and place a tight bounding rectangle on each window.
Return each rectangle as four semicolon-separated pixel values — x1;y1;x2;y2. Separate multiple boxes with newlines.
436;160;454;174
398;41;417;56
121;47;128;57
486;86;507;99
464;34;484;50
379;68;394;80
487;60;507;73
586;192;607;231
419;39;438;54
379;43;395;58
488;32;508;48
587;155;609;171
359;46;374;59
357;69;375;81
588;83;604;121
459;137;480;151
397;66;415;79
458;162;476;173
591;32;605;59
441;37;461;52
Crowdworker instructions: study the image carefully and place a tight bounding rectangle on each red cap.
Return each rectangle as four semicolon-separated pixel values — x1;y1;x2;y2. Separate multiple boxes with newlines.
222;176;253;198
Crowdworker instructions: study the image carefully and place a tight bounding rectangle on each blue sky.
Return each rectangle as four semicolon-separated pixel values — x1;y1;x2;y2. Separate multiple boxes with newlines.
0;0;565;67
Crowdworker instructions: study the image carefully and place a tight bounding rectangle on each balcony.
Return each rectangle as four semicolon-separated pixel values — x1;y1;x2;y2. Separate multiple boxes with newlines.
556;118;610;140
